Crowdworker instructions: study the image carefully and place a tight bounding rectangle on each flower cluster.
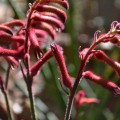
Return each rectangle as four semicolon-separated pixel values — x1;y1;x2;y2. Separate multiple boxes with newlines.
0;0;120;120
74;90;99;109
78;22;120;96
0;0;70;119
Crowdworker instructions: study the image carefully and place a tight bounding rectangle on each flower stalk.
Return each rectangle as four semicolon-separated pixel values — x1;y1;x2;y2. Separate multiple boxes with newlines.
0;77;13;120
64;32;112;120
27;83;37;120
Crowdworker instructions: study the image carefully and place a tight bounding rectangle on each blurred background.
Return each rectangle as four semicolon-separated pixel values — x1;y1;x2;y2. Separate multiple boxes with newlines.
0;0;120;120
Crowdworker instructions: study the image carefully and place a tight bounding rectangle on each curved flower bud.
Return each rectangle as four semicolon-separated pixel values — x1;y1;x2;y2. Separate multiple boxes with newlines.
31;21;56;39
36;5;67;23
74;90;99;108
110;21;120;34
2;20;25;27
0;45;24;58
35;29;47;38
104;35;120;46
29;28;43;59
31;49;53;77
79;48;93;66
80;98;100;104
0;32;25;43
83;71;120;95
38;11;62;22
51;43;72;90
0;25;13;35
94;50;120;77
109;35;120;46
4;56;19;68
32;13;64;30
40;0;69;10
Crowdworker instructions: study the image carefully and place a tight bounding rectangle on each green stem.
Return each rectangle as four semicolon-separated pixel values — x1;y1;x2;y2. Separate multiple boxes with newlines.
5;65;11;88
3;91;13;120
27;85;37;120
6;0;24;19
74;109;79;120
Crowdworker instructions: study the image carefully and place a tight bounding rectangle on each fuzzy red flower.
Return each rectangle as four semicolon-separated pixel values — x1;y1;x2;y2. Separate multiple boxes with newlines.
83;71;120;95
51;43;72;90
75;90;99;109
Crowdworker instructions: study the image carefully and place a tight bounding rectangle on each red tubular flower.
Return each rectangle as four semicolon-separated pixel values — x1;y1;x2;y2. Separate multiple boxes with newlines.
2;20;25;27
79;48;93;66
51;43;72;90
35;4;67;23
4;56;19;68
80;98;100;104
83;71;120;95
31;21;56;39
0;31;25;43
103;34;120;46
0;45;24;58
30;49;53;77
74;90;99;109
109;35;120;46
102;21;120;46
32;13;64;30
94;50;120;77
29;28;43;59
35;29;47;38
28;0;68;42
0;25;13;35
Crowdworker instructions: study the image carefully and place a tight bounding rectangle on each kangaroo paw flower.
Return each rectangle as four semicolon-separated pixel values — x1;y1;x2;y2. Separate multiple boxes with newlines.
94;50;120;77
51;43;72;90
83;71;120;95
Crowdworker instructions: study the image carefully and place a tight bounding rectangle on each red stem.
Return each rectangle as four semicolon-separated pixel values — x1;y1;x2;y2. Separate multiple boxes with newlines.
64;34;108;120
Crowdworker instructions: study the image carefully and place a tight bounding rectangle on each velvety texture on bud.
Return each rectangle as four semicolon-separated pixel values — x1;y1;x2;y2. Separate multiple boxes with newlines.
29;0;69;43
102;34;120;46
36;5;67;23
94;50;120;77
0;25;13;35
0;45;24;58
79;48;93;65
110;35;120;46
74;90;99;108
29;28;43;59
0;32;25;43
2;20;25;27
31;21;56;39
35;29;47;38
83;71;120;95
40;0;69;10
31;49;53;77
32;13;64;30
51;43;72;90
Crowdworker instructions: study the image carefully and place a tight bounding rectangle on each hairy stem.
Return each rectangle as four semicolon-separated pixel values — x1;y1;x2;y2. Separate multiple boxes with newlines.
5;65;11;88
27;85;37;120
24;1;40;120
64;34;107;120
3;90;13;120
25;0;39;53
